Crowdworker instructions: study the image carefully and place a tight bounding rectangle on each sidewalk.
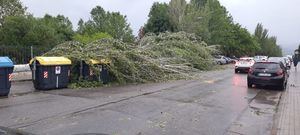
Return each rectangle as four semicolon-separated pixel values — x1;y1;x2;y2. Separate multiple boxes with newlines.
12;71;32;82
275;67;300;135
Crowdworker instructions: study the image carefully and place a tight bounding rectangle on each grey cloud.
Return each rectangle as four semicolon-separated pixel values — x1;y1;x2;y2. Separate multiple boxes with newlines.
20;0;300;50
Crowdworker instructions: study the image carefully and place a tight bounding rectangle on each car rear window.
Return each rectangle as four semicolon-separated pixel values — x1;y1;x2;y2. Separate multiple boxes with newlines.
240;59;252;62
253;63;280;70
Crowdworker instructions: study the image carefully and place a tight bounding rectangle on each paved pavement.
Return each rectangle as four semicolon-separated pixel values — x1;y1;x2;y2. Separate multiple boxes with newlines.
274;67;300;135
0;65;283;135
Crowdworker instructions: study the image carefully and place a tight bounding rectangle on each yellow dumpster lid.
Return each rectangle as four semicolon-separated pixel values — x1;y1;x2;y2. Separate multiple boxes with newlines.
30;57;72;66
89;59;101;65
88;59;111;65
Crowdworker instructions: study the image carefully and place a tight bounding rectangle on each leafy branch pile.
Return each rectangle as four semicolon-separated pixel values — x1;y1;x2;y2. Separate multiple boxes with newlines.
45;32;216;84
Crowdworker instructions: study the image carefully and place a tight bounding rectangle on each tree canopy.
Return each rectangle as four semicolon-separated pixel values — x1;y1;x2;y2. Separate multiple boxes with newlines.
0;0;26;26
144;2;175;34
144;0;280;57
0;15;74;47
254;23;282;56
77;6;134;43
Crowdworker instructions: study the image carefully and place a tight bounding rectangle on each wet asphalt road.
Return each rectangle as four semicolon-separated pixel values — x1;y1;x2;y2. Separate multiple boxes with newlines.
0;66;283;135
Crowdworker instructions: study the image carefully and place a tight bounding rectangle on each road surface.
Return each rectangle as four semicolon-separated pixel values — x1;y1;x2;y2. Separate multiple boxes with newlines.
0;66;283;135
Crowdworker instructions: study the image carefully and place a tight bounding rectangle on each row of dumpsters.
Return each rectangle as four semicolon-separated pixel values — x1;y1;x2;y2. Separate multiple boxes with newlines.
0;56;110;97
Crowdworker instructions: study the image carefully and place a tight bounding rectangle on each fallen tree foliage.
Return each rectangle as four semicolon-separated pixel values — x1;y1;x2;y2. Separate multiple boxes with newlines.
45;32;216;84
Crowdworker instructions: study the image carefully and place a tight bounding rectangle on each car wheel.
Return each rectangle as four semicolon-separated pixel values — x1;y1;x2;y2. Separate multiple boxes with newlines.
217;62;222;65
279;82;286;91
247;81;252;88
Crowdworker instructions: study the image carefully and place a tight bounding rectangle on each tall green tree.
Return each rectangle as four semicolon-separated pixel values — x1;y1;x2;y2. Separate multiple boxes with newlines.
0;0;26;26
144;2;175;34
42;14;74;41
190;0;207;8
254;23;282;56
220;23;260;57
168;0;187;31
180;3;210;41
205;0;233;45
0;16;56;47
0;15;74;47
78;6;134;42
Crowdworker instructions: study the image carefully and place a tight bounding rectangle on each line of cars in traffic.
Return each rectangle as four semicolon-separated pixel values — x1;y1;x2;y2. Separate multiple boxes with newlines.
233;55;292;90
214;55;237;65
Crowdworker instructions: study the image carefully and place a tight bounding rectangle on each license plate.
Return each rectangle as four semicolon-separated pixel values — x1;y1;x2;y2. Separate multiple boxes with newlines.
258;73;271;77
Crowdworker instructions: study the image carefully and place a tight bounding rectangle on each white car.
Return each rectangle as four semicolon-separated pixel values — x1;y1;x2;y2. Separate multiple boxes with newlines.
283;57;291;69
235;57;255;73
254;56;268;62
214;55;227;65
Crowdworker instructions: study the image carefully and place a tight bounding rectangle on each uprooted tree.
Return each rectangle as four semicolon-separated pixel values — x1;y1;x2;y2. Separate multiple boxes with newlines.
45;32;217;85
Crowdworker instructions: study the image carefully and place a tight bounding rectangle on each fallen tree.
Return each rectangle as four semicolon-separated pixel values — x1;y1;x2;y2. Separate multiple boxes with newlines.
45;32;216;84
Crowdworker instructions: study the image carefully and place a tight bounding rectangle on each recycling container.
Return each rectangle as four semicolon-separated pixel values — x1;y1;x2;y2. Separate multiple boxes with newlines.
76;59;110;84
30;57;72;90
0;57;14;96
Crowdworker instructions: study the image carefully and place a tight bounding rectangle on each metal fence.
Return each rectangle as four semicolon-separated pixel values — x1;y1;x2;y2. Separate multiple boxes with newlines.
0;45;51;64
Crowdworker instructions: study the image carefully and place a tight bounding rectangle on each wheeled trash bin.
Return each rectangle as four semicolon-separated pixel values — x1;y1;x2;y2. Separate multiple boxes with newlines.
30;57;72;90
0;57;14;96
76;59;110;84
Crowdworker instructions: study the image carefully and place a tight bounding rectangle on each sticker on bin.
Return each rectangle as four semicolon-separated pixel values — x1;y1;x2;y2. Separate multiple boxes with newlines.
55;66;61;74
8;74;12;81
44;71;48;79
90;68;94;76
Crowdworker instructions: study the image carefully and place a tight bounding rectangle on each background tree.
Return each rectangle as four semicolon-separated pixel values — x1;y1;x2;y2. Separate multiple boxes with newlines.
144;2;175;34
190;0;207;7
0;15;74;47
254;23;282;56
42;14;74;41
168;0;187;31
0;0;26;26
180;1;210;41
77;6;134;42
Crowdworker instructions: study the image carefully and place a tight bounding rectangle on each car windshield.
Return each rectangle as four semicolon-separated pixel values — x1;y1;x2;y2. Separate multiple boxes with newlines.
253;63;280;70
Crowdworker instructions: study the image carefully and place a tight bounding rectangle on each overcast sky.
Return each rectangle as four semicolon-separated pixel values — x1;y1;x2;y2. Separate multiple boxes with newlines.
21;0;300;50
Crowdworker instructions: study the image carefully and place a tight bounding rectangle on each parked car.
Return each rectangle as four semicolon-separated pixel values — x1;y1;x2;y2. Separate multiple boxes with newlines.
254;56;268;62
214;55;227;65
283;57;291;69
286;55;293;62
247;61;288;90
224;56;236;64
235;57;255;73
268;57;288;68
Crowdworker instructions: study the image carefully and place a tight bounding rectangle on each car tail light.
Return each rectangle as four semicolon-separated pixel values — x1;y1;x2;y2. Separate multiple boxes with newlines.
235;61;239;66
248;67;254;75
276;69;284;76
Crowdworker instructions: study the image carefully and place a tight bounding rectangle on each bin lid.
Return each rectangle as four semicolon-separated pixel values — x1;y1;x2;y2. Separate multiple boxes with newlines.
87;59;111;65
89;59;100;65
0;57;14;67
30;57;72;66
